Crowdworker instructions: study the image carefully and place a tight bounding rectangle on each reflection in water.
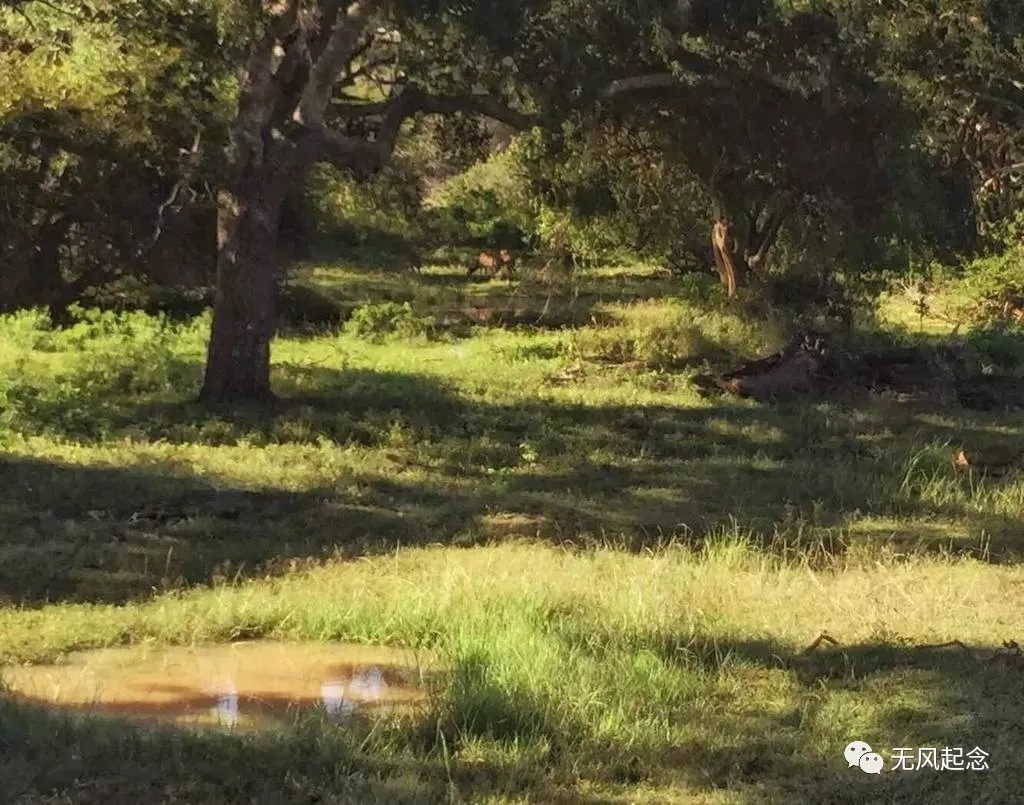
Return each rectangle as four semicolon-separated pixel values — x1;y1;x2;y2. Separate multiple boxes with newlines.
1;641;431;732
210;676;239;727
350;666;384;701
216;692;239;727
320;680;347;717
318;669;389;722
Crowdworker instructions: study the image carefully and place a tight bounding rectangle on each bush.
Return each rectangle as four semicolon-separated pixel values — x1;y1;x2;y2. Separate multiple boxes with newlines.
963;324;1024;371
573;301;784;371
310;160;428;248
513;124;712;266
278;285;345;331
760;272;866;330
425;147;535;248
0;307;208;440
344;302;432;342
0;308;51;351
531;204;629;267
44;307;206;396
955;245;1024;320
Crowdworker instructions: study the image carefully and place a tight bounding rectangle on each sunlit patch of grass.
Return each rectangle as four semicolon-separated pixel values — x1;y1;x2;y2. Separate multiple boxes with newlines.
876;291;964;336
2;260;1024;802
2;542;1024;802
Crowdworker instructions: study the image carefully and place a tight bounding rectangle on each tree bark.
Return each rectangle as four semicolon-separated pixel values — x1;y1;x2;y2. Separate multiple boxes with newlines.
193;1;541;403
196;9;302;404
710;195;791;297
199;177;285;403
711;215;748;297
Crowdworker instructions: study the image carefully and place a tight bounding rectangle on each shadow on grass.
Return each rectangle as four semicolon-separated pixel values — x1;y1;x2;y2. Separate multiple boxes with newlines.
2;630;1020;803
694;636;1023;804
3;360;1023;605
291;256;690;335
0;692;436;805
538;624;1022;803
0;691;624;804
68;252;663;339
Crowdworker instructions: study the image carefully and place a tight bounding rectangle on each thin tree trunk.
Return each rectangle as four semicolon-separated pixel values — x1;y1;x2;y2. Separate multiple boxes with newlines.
199;178;284;403
710;197;789;298
29;214;69;310
711;215;749;297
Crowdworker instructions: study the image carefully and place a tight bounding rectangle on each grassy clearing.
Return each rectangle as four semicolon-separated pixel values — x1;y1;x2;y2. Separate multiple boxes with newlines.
1;258;1024;802
3;543;1024;803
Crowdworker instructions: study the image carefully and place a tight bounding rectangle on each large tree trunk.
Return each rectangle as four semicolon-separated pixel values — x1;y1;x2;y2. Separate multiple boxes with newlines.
199;177;285;403
192;1;533;402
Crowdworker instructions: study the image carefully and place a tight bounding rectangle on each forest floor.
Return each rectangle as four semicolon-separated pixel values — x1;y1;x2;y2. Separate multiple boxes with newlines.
1;257;1023;803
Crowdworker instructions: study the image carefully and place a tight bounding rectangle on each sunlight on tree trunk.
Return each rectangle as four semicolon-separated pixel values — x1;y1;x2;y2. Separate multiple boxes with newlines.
710;191;791;297
711;215;747;297
200;183;283;402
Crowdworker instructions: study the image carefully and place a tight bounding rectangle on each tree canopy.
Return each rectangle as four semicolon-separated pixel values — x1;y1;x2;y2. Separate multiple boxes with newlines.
0;0;1021;399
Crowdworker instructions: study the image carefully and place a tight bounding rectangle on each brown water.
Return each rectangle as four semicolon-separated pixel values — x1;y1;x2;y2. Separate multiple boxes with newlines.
0;641;433;731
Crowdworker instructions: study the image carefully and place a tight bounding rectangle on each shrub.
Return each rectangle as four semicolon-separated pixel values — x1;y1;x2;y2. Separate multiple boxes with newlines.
344;302;432;342
424;147;535;247
0;308;208;440
0;308;51;352
955;245;1024;320
309;161;428;247
574;301;783;371
963;324;1024;371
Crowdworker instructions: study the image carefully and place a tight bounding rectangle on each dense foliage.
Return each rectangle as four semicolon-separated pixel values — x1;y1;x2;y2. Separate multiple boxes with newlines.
0;0;1020;397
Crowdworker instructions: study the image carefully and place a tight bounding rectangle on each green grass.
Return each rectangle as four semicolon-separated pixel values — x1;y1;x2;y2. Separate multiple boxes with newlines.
1;258;1024;803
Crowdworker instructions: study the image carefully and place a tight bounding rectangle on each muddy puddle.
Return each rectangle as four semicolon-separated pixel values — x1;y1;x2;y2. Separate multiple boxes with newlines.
0;641;434;731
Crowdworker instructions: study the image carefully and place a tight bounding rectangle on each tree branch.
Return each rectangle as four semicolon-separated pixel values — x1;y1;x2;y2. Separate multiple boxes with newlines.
601;72;704;98
745;207;760;247
748;192;794;268
297;85;540;182
600;55;795;102
307;0;349;62
294;0;379;127
332;88;540;132
265;0;301;39
302;126;380;176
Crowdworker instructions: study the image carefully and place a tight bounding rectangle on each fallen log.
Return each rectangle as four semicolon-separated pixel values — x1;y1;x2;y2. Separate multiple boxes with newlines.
692;331;833;402
693;331;1023;410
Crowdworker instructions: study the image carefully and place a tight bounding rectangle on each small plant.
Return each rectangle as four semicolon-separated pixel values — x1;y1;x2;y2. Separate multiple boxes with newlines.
952;244;1024;324
519;441;539;465
344;301;432;342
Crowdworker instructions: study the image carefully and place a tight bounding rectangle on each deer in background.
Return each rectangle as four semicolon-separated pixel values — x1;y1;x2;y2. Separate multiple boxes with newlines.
467;249;516;280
